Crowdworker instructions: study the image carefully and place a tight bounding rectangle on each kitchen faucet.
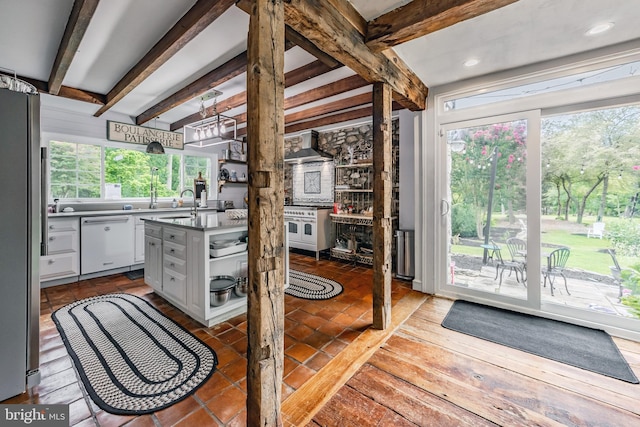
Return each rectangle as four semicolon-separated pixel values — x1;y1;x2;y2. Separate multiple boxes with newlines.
149;167;159;209
180;188;197;217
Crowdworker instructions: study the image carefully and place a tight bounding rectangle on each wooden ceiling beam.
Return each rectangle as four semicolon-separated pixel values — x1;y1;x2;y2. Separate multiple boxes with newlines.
284;92;372;124
136;50;248;125
284;74;368;110
171;91;246;131
366;0;518;52
48;0;100;95
94;0;236;117
283;101;402;134
231;91;373;129
284;26;341;68
19;75;105;105
236;101;402;136
284;60;341;87
326;0;367;36
169;61;352;131
136;37;308;125
263;0;427;111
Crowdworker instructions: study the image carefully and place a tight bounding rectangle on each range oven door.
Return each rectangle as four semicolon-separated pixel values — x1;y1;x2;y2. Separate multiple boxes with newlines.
300;220;316;245
286;219;302;243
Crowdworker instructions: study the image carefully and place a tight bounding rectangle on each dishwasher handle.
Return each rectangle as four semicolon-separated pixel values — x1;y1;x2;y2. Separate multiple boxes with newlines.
82;217;130;225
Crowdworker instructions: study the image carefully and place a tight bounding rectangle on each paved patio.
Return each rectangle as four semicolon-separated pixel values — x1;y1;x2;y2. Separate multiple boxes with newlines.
452;259;635;318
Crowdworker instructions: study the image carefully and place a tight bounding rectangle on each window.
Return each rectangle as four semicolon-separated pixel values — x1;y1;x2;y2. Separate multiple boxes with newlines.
49;140;212;201
50;141;101;199
443;59;640;111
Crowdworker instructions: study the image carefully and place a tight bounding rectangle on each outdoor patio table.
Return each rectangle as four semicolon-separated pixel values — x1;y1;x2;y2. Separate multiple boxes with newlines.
480;243;501;264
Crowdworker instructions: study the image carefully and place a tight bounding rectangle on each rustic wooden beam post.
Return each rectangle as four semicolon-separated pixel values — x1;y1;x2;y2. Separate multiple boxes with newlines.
246;0;285;425
372;82;392;330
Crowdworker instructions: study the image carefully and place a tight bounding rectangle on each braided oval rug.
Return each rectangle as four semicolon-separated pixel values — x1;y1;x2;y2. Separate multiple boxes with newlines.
52;293;217;415
286;270;344;300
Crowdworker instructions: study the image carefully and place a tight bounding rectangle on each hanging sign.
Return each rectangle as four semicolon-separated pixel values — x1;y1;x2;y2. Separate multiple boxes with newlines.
107;121;184;150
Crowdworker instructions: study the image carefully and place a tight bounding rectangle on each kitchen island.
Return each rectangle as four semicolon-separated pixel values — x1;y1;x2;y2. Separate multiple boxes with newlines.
143;212;289;327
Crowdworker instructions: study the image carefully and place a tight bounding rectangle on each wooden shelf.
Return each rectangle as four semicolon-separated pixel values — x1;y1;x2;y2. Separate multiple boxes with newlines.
218;159;246;165
334;188;373;193
335;162;373;168
218;180;247;190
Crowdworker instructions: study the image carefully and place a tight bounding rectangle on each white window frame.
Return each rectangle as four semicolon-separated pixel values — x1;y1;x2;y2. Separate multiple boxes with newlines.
420;42;640;341
43;132;216;203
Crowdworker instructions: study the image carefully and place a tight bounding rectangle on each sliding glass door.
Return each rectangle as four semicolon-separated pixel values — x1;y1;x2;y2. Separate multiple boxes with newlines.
540;105;640;333
441;111;541;309
440;107;640;335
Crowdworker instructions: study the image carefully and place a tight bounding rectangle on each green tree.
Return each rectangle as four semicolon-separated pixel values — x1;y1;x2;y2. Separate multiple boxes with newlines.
542;106;640;223
451;120;527;237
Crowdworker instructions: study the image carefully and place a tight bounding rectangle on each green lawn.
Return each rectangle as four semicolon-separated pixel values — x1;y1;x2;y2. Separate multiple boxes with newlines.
451;217;627;276
540;229;611;274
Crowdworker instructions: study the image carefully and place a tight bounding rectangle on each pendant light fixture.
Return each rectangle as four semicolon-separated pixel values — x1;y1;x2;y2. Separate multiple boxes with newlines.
146;117;165;154
184;90;239;148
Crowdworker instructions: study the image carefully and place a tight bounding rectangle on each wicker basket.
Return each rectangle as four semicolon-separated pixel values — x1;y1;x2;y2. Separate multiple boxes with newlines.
226;209;248;219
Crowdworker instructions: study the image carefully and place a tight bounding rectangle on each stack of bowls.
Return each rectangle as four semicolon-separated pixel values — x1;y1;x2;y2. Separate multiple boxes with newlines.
209;276;236;306
234;277;248;297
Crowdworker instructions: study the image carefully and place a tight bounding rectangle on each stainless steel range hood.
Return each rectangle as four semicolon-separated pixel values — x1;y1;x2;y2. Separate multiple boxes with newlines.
284;130;332;163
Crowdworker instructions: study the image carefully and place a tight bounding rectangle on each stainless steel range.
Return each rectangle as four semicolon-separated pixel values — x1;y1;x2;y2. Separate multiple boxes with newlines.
284;206;331;260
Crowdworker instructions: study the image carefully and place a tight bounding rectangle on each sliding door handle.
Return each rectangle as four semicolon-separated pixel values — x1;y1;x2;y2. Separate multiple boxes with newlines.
441;199;450;216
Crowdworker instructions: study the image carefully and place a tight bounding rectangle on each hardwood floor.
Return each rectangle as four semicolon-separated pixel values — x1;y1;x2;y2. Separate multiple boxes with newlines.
3;253;639;426
309;297;640;426
1;253;415;426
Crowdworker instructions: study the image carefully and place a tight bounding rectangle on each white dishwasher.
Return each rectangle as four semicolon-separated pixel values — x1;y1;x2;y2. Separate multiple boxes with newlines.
81;215;134;275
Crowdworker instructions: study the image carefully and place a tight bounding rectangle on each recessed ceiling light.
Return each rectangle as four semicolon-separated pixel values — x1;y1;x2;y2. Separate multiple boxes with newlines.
463;58;480;67
586;22;614;36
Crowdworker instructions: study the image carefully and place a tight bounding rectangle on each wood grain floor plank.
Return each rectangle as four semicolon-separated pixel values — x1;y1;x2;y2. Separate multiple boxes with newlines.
304;295;640;427
368;348;564;427
281;292;428;426
403;304;640;406
311;385;396;427
377;334;640;426
347;363;497;426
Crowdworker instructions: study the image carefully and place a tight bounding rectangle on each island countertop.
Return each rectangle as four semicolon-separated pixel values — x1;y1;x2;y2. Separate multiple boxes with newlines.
143;212;247;232
48;206;219;218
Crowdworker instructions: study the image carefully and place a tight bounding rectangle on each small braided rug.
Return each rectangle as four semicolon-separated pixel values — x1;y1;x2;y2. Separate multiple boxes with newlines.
286;270;344;300
52;293;217;415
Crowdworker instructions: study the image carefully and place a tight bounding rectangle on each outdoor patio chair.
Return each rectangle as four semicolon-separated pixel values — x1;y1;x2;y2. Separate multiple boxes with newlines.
517;218;527;239
608;249;624;299
607;249;640;300
492;240;526;289
587;221;605;239
506;237;527;263
542;247;571;296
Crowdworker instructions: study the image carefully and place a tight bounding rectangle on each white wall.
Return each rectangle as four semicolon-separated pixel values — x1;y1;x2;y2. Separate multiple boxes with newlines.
37;94;249;206
398;110;415;229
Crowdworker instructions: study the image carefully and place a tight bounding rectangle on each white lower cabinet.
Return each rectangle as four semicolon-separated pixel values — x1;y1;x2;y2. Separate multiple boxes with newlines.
134;218;145;263
162;269;187;308
40;218;79;281
161;226;187;308
144;235;162;291
143;218;289;327
145;224;189;310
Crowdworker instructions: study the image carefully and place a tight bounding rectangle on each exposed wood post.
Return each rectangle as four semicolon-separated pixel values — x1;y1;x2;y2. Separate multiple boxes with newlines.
372;82;392;330
246;0;285;425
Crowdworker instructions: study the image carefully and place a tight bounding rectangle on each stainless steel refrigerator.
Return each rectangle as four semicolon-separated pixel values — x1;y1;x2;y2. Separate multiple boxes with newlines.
0;84;42;400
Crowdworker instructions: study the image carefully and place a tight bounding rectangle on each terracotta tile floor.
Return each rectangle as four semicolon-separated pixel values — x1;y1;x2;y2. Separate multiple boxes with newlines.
1;252;413;426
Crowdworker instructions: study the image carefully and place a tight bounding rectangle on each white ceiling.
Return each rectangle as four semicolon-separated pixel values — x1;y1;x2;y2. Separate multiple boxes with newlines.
1;0;638;128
